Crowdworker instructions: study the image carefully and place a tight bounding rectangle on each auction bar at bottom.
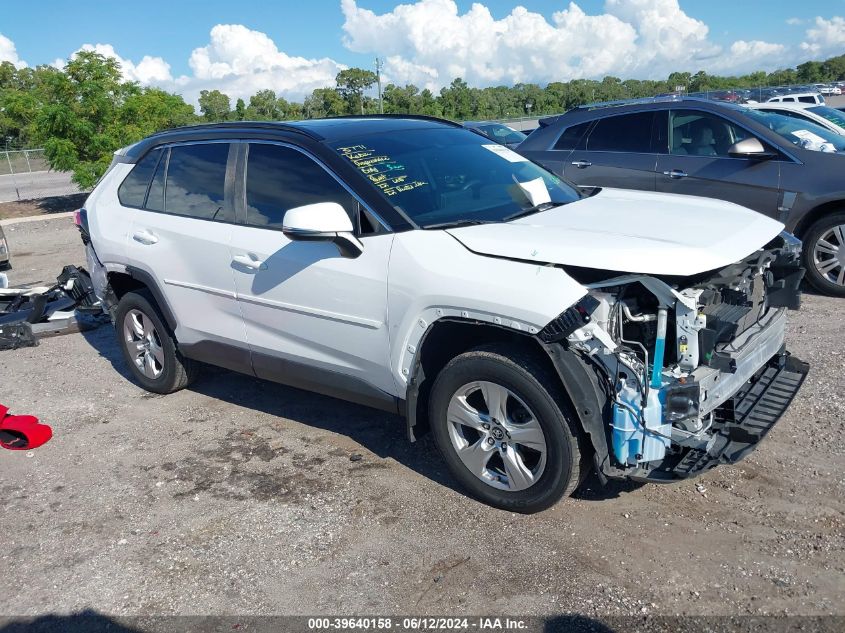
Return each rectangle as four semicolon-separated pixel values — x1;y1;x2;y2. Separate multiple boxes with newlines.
0;615;843;633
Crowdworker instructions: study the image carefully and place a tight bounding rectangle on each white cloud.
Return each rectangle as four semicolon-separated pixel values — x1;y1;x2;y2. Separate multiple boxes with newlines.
182;24;344;102
786;17;805;26
800;16;845;57
341;0;793;89
52;25;345;106
0;33;27;68
58;43;172;84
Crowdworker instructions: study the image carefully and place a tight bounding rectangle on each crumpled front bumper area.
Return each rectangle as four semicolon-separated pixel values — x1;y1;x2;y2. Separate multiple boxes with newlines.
631;350;809;482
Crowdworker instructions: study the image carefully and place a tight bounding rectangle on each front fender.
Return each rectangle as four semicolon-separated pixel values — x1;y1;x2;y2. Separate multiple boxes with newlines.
388;230;586;395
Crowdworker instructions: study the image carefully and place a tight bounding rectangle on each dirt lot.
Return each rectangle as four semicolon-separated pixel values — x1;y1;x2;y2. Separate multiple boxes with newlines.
0;216;843;625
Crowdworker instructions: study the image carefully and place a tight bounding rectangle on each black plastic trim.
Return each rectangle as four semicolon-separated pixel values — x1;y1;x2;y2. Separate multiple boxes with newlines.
179;339;254;376
252;351;400;414
542;343;615;482
124;266;178;331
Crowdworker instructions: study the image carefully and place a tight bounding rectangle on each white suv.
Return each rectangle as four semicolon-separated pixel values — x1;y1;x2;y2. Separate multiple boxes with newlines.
79;116;808;512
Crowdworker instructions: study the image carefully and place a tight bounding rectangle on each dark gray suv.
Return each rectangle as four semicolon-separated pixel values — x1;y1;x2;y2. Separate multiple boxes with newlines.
519;98;845;296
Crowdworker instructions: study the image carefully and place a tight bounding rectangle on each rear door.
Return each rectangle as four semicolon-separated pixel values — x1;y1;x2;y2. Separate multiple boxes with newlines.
564;111;658;192
654;109;781;217
125;141;248;366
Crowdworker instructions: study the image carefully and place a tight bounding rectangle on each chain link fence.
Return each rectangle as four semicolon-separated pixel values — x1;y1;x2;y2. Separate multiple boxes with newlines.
0;149;84;203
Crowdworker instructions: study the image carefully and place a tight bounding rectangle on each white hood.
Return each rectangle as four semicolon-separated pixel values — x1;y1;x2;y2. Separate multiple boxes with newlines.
446;188;784;277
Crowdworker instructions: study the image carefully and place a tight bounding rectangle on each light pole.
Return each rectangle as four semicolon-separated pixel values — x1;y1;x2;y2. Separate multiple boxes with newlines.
375;57;384;114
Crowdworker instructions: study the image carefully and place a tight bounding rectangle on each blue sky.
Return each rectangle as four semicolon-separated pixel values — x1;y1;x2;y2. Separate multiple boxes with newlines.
3;0;842;75
1;1;843;102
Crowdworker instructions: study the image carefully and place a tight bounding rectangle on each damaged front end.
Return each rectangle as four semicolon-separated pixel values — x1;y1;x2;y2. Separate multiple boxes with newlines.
541;231;809;483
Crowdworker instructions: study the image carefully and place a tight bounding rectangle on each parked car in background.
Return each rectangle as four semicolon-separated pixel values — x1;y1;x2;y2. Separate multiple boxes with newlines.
78;116;808;512
0;225;9;270
816;84;842;96
462;121;528;148
747;102;845;136
767;92;825;105
518;97;845;296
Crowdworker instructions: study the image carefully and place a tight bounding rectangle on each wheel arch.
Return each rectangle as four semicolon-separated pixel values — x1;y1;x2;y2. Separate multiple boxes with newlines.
791;200;845;239
107;266;177;331
404;318;610;477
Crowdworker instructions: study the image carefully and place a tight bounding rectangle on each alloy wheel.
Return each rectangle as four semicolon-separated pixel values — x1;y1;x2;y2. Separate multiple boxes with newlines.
813;224;845;288
123;308;165;379
446;381;547;492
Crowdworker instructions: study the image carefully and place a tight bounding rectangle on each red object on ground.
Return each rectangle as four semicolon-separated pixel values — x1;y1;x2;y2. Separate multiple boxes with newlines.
0;404;52;450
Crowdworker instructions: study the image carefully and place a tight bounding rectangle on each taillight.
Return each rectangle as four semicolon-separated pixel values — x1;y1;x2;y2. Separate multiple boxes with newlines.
74;208;90;244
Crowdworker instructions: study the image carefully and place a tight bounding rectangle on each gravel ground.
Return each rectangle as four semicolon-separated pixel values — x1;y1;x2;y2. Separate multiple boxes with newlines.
0;217;843;625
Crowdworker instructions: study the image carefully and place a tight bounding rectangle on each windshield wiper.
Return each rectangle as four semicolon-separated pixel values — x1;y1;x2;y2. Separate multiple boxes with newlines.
502;201;562;221
422;219;494;230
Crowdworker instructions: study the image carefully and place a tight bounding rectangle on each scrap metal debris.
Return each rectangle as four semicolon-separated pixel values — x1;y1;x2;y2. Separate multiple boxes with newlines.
0;265;102;350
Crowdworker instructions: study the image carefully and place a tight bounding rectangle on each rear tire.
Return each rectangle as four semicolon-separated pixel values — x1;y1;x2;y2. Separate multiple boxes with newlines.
802;211;845;297
429;343;586;513
114;289;197;394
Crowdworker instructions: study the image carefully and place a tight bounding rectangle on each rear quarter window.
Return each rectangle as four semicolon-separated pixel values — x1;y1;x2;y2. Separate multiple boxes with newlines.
553;121;591;150
117;148;161;208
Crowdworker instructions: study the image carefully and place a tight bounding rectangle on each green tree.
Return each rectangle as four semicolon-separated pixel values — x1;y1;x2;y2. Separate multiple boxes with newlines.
304;87;346;118
234;98;246;121
198;89;231;121
336;68;378;115
247;89;281;119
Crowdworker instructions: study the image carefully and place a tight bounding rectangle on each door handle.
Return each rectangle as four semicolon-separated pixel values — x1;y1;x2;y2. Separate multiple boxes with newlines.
232;254;267;271
132;230;158;245
571;160;592;168
662;169;688;179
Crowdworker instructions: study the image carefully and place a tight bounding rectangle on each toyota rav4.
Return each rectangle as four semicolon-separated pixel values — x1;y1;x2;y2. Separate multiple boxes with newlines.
78;116;808;513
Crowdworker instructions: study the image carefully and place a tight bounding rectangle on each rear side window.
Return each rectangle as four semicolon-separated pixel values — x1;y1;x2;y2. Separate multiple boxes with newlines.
587;113;654;152
164;143;232;221
245;143;356;229
118;149;161;208
553;121;592;150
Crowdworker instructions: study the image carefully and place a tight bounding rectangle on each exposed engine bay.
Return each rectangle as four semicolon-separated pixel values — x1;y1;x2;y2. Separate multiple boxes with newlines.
540;231;809;481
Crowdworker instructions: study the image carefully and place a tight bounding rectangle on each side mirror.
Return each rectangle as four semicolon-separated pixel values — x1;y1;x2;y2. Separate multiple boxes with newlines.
282;202;363;258
728;137;776;160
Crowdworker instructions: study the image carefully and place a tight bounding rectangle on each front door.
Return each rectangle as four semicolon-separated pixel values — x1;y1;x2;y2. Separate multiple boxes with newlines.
655;109;781;218
228;142;396;405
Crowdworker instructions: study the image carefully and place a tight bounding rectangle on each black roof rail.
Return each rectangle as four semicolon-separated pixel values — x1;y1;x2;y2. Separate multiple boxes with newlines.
326;113;464;128
148;121;325;141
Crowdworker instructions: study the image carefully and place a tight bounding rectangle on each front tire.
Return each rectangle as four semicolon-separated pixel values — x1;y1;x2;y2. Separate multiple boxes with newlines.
429;343;585;513
802;211;845;297
114;289;196;394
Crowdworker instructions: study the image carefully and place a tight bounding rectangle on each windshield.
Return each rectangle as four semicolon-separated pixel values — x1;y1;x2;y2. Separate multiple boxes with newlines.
807;106;845;130
742;108;845;152
475;124;528;145
331;127;581;228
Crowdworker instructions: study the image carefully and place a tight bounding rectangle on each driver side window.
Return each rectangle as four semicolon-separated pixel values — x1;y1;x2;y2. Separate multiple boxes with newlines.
669;110;751;157
245;143;357;231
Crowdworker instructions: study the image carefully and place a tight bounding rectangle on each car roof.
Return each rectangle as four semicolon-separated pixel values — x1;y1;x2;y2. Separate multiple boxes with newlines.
122;115;463;161
536;96;746;127
768;92;821;98
747;102;816;111
462;120;508;127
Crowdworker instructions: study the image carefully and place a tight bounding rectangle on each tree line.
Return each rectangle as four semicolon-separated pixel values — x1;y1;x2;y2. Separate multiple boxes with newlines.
1;51;844;188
